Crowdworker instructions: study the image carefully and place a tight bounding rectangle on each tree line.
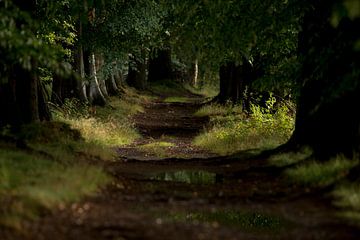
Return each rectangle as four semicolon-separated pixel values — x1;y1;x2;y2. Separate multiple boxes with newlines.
0;0;359;160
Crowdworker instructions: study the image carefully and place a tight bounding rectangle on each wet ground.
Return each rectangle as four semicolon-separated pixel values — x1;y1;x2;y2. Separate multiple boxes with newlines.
3;95;360;239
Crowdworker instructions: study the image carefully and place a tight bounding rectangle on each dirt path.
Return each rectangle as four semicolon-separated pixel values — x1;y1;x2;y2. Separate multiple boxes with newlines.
7;96;360;239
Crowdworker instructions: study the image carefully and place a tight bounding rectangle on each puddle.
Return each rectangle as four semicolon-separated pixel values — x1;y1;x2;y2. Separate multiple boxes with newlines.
150;170;217;184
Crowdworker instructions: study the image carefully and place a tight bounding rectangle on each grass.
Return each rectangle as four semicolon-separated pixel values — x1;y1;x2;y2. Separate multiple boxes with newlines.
333;183;360;211
53;95;142;148
194;103;243;117
183;82;219;98
269;148;313;167
163;96;192;103
0;149;110;229
0;86;147;230
194;103;294;156
149;80;190;96
333;183;360;222
138;141;175;158
285;155;359;187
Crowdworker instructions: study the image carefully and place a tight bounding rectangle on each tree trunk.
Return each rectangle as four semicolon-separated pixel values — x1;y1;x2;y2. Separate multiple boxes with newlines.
106;74;120;95
217;61;244;104
127;54;147;90
96;54;109;98
88;53;107;106
286;0;360;159
148;48;172;82
0;64;50;127
73;19;88;102
190;59;199;87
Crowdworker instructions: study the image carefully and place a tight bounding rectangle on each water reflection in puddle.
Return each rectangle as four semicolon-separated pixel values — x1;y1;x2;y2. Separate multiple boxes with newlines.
151;170;217;184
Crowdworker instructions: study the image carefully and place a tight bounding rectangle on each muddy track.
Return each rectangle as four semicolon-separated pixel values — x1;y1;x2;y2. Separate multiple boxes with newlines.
4;97;360;240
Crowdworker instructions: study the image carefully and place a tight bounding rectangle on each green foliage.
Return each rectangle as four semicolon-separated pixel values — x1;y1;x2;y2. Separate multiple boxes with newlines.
194;101;294;155
286;156;359;187
0;1;71;83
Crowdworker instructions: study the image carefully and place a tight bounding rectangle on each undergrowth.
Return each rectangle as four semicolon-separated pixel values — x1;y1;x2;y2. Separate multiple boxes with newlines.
194;100;294;155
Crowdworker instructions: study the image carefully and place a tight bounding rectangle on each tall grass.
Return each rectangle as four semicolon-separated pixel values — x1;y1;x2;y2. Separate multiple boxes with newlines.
194;103;294;155
52;96;142;148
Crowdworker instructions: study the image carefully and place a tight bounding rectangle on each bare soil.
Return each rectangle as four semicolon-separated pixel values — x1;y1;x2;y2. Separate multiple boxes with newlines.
2;94;360;240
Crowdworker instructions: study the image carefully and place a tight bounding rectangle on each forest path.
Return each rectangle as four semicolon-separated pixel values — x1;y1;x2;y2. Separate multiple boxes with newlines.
18;93;360;240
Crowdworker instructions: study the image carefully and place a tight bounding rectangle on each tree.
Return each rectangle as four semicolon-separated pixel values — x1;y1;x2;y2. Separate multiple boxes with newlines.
0;0;60;127
168;0;299;104
286;0;360;159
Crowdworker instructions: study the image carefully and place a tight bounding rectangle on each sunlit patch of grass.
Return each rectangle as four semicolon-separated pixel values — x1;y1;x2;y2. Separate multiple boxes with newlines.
138;141;175;158
194;104;294;156
183;83;219;98
194;103;243;117
164;96;192;103
65;117;137;147
121;86;156;104
269;148;313;167
0;149;110;229
53;96;141;148
286;156;358;186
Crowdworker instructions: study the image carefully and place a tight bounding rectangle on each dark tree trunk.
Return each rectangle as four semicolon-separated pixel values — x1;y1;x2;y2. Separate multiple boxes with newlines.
105;74;120;96
51;71;78;105
216;60;251;105
0;64;50;127
127;54;147;90
286;0;360;159
148;48;172;82
0;0;51;127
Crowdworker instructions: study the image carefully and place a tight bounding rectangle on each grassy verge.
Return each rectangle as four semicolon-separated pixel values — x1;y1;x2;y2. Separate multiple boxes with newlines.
52;89;146;147
194;103;294;156
0;149;109;229
0;87;145;230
